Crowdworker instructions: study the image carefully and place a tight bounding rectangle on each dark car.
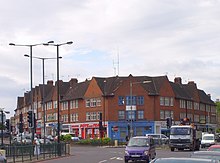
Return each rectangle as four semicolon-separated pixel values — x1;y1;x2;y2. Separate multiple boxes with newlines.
124;136;156;163
150;157;219;163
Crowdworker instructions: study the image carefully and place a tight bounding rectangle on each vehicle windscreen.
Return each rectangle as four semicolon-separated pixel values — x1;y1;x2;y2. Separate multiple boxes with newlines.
170;127;190;135
203;136;214;140
127;138;149;147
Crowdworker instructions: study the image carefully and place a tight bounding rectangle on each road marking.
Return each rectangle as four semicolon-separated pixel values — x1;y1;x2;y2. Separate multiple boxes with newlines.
99;160;107;163
110;157;116;160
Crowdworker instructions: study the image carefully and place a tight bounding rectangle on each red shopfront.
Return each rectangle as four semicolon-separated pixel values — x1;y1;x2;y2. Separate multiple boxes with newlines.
80;123;100;139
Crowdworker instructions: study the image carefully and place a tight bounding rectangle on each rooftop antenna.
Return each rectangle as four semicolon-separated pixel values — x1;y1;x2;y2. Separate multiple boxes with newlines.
113;47;120;76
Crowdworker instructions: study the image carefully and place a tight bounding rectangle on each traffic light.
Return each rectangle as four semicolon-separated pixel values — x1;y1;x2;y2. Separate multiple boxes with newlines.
27;110;33;127
20;113;23;123
5;119;10;131
19;122;23;133
99;113;103;130
166;117;172;128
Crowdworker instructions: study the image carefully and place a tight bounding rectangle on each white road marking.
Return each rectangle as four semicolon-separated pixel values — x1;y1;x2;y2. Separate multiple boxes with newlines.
99;160;107;163
110;157;116;160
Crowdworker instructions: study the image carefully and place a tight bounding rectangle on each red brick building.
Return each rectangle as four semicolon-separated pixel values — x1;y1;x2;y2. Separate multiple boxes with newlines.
14;74;217;141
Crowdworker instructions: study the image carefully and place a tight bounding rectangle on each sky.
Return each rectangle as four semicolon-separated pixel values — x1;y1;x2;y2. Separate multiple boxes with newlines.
0;0;220;118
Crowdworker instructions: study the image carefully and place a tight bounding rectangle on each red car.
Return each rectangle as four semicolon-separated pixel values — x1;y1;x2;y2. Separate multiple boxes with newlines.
208;145;220;151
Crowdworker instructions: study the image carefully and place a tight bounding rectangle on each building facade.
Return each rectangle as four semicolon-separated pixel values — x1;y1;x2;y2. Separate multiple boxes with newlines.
14;75;217;142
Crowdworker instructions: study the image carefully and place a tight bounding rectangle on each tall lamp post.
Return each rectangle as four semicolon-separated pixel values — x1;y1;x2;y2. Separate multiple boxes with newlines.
0;108;10;147
44;41;73;155
129;80;151;137
9;41;53;143
24;54;62;144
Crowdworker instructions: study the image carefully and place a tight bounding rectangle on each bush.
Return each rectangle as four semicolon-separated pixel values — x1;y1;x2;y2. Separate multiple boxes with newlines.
61;134;72;142
77;137;111;146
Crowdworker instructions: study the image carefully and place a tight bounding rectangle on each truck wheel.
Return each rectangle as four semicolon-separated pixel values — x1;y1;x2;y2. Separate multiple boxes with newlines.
171;147;174;151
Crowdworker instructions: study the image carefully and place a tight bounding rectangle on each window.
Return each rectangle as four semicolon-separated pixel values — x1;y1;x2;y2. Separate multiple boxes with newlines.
180;100;186;109
47;102;52;110
160;110;173;120
127;111;136;121
164;97;169;106
194;115;199;122
90;98;97;107
53;101;57;109
97;98;101;106
71;113;78;122
194;102;199;110
187;101;193;109
200;103;205;111
70;100;78;109
86;99;90;107
170;97;174;106
137;96;144;105
126;96;131;105
86;112;90;121
62;114;68;122
118;96;125;105
160;110;164;119
137;110;144;119
61;101;68;110
160;97;174;106
118;111;125;120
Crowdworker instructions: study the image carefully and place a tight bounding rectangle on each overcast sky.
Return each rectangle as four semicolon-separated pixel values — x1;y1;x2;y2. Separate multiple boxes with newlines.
0;0;220;117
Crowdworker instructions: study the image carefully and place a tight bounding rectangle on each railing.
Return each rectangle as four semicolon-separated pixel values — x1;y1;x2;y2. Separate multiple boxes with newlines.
1;142;69;163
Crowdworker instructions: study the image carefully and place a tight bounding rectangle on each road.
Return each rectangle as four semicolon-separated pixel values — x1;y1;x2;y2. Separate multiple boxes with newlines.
40;146;196;163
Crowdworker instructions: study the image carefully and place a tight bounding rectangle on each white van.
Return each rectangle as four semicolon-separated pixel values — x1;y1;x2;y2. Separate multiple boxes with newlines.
146;134;169;144
201;133;215;148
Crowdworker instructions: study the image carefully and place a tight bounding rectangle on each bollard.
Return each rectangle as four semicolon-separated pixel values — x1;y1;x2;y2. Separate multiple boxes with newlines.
114;140;118;147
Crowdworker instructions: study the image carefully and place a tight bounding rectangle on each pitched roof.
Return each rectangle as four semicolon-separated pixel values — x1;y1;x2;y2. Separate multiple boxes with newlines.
170;82;192;100
62;80;90;101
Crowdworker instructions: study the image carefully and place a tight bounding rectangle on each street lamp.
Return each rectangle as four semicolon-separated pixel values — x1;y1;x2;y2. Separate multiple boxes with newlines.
0;108;10;147
9;41;54;143
129;80;151;137
24;54;62;144
44;41;73;155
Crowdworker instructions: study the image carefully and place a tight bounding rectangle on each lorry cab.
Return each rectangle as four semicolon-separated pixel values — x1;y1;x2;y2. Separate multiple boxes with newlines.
124;136;156;163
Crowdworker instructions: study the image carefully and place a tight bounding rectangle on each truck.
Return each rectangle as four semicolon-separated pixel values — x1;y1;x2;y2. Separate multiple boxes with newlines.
169;124;202;151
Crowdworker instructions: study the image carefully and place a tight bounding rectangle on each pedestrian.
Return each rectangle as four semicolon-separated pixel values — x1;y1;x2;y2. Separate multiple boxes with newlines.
34;137;40;156
125;135;129;145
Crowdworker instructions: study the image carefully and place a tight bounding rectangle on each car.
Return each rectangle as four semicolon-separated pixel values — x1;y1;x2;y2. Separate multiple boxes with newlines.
124;136;156;163
191;151;220;161
150;157;219;163
201;134;215;148
146;134;169;144
208;145;220;152
71;136;80;142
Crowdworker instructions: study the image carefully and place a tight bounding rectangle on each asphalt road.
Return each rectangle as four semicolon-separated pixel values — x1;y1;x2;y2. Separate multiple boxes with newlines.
40;146;196;163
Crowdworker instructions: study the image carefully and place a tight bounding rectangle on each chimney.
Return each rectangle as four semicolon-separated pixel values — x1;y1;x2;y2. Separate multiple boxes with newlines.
47;80;53;86
55;80;63;86
207;94;211;99
69;78;78;87
174;77;182;85
188;81;197;87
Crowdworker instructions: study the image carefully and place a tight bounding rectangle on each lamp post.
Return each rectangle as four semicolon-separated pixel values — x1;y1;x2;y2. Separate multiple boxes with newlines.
44;41;73;155
129;80;151;137
24;54;61;144
0;108;10;147
9;41;53;143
